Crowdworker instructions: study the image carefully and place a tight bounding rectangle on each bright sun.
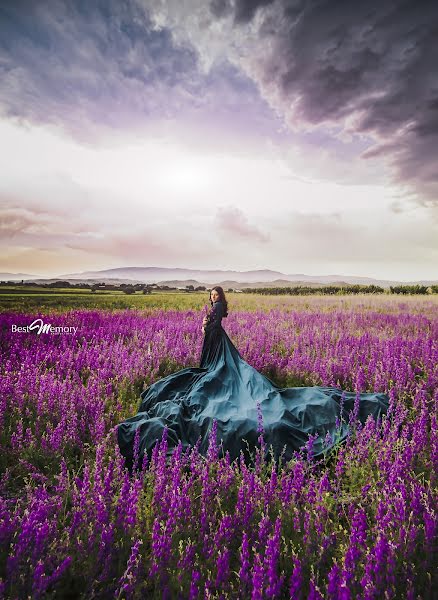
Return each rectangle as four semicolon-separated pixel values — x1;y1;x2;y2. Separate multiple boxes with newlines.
160;162;211;193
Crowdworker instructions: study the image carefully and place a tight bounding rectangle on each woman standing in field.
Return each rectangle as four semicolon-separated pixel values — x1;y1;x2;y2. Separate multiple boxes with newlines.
200;286;229;368
117;286;389;471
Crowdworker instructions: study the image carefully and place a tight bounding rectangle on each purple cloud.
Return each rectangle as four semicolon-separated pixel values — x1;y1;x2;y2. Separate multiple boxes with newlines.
0;0;280;147
208;0;438;204
215;206;270;242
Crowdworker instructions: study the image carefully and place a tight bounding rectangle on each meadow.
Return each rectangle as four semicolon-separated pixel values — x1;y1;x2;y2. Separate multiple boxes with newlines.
0;292;437;599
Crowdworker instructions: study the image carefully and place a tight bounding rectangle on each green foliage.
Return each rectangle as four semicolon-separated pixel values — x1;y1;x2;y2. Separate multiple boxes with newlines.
261;363;315;388
243;284;386;295
390;284;430;294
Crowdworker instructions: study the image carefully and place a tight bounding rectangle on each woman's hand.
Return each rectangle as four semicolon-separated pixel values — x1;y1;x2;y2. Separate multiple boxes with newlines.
202;316;209;326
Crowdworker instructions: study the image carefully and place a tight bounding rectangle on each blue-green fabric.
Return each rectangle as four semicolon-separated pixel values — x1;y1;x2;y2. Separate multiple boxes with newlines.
117;301;389;470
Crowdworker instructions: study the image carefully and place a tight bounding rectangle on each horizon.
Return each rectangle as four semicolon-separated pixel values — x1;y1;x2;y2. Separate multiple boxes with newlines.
1;1;437;280
1;264;436;285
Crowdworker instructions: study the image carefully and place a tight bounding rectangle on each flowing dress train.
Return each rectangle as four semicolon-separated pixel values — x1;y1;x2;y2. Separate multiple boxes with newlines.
117;301;389;470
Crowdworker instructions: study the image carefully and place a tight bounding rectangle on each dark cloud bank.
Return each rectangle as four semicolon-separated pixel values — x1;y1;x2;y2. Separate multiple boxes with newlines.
210;0;438;204
0;0;277;146
1;0;437;204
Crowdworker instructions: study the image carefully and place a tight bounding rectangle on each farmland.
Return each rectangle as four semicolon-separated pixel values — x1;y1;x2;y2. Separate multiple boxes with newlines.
0;293;437;598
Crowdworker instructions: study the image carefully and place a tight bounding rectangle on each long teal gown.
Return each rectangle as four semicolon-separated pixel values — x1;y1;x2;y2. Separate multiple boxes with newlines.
117;301;389;471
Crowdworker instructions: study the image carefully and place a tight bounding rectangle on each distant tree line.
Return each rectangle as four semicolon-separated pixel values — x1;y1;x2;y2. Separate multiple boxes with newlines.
242;285;386;295
0;281;209;294
243;284;437;295
2;281;436;295
389;284;435;295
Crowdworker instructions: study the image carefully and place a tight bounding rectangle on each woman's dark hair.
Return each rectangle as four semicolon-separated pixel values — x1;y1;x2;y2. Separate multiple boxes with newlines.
210;286;228;317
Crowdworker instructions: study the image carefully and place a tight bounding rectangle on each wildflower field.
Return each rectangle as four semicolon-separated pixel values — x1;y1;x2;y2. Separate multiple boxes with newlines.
1;293;437;599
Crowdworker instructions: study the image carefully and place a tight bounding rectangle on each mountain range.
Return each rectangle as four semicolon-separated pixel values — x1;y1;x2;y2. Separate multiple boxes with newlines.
1;267;437;289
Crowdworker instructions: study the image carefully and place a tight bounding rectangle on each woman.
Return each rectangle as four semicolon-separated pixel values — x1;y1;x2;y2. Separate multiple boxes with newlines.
200;286;229;369
117;287;389;471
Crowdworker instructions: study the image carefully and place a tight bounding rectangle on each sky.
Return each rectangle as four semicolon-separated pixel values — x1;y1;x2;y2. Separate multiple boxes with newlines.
1;0;437;281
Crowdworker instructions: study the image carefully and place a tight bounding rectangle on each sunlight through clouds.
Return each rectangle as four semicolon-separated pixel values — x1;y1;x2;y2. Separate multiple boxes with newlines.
0;1;437;279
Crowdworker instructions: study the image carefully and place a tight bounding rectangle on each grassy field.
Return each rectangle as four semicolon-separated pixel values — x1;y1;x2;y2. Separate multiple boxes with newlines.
1;286;438;315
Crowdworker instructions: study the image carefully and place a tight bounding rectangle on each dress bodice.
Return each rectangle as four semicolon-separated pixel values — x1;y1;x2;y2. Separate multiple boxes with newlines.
204;301;223;332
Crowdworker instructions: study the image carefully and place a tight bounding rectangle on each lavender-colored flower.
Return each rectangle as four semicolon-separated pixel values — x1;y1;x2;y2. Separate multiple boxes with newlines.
115;538;143;598
0;299;436;598
289;556;302;599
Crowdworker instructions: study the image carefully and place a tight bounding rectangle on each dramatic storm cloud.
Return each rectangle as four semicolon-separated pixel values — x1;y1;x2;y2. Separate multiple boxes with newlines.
0;0;437;279
243;0;438;205
0;0;278;145
152;0;438;204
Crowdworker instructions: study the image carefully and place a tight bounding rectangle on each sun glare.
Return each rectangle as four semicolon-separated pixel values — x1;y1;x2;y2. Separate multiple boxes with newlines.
159;163;211;193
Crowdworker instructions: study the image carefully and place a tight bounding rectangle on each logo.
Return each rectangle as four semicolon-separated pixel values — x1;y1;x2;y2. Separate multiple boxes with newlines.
11;318;77;335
